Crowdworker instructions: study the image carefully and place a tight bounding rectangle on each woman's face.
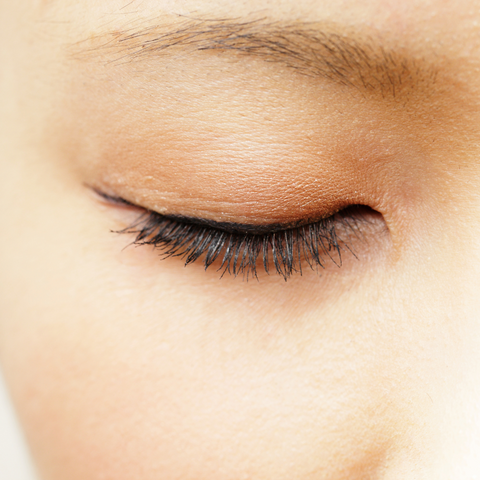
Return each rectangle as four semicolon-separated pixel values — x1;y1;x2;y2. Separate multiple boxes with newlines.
1;0;480;478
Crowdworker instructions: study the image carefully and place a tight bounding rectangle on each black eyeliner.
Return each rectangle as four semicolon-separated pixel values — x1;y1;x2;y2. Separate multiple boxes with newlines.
94;187;363;280
93;187;319;235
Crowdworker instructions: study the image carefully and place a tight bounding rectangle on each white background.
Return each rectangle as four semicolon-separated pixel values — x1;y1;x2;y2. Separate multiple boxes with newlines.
0;371;37;480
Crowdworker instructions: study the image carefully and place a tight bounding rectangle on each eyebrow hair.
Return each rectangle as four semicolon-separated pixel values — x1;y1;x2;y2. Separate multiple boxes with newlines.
77;16;436;99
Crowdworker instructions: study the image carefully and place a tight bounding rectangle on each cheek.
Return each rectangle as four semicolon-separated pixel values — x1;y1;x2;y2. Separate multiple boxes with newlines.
9;304;397;480
0;189;423;480
1;173;477;480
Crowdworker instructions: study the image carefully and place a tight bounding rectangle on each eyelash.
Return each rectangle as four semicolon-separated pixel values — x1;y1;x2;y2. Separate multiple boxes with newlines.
112;200;366;280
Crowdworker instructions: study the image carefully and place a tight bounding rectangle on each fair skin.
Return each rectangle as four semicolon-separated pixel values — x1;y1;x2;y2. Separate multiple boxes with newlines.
1;0;480;478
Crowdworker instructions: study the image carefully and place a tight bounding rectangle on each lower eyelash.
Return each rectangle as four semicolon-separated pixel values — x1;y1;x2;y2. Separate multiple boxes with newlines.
115;207;365;280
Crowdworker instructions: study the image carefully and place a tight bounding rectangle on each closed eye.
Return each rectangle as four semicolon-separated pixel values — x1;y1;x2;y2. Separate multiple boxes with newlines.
96;190;372;281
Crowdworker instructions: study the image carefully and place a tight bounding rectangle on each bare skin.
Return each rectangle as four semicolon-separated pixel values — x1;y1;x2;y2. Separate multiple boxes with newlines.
1;0;480;478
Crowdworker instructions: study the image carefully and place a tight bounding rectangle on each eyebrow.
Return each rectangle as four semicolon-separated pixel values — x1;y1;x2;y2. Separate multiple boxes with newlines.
77;16;436;99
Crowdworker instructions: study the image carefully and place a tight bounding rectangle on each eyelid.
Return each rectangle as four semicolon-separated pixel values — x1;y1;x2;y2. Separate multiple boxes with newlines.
94;188;370;280
93;189;137;208
140;214;315;236
94;187;338;235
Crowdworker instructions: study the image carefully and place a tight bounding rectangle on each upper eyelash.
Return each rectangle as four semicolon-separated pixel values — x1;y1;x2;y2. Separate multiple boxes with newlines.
105;194;365;280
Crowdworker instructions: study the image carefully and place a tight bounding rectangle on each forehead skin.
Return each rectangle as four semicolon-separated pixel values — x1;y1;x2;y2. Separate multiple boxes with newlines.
1;1;480;479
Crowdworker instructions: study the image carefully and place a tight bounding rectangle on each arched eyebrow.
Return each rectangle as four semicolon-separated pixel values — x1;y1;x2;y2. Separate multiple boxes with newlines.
75;17;437;99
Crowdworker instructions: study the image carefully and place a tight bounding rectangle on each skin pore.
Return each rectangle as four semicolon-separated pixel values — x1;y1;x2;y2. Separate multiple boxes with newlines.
1;0;480;478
